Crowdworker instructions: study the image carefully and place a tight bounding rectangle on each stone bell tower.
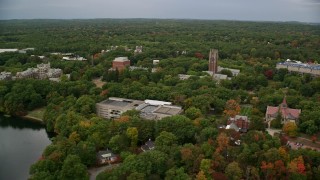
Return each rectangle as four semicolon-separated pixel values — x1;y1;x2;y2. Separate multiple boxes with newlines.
208;49;218;74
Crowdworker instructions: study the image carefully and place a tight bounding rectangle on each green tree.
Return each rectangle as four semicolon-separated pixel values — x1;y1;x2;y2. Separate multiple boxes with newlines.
127;172;145;180
185;107;202;120
29;159;58;180
225;162;243;180
58;155;89;180
156;115;195;144
165;167;190;180
75;141;96;166
126;127;138;148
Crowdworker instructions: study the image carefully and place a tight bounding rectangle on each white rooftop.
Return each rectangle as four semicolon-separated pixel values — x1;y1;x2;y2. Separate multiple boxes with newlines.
114;57;130;62
145;100;172;106
0;49;18;53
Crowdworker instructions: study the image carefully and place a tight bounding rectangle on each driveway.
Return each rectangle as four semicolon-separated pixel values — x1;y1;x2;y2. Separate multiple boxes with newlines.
88;164;120;180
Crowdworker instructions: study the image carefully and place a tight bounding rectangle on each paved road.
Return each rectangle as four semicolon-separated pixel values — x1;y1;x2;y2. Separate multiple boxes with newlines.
88;164;120;180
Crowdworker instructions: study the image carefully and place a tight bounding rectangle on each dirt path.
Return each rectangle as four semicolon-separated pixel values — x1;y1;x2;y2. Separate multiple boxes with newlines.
92;77;106;88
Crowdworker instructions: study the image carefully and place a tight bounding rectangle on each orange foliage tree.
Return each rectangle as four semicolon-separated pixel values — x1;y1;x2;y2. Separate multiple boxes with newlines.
223;99;241;118
288;156;306;175
216;133;229;153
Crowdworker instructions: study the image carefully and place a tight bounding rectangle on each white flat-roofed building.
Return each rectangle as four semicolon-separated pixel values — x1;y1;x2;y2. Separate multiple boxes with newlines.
144;100;172;106
217;66;240;76
136;100;182;120
0;72;12;80
153;60;160;65
114;57;129;62
0;49;18;53
96;97;144;119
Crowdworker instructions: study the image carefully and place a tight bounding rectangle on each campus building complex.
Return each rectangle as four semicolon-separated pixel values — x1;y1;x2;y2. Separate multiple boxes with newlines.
276;60;320;77
96;97;183;120
15;63;62;80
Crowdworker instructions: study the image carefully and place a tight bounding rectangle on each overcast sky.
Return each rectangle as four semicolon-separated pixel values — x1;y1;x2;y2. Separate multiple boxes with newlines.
0;0;319;22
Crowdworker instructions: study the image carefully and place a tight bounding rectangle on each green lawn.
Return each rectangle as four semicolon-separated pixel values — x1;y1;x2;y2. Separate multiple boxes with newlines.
26;107;46;121
240;105;252;116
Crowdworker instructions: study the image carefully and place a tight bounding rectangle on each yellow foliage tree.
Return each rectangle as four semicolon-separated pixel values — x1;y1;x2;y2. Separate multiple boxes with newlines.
126;127;138;148
196;170;207;180
68;131;81;143
278;147;290;162
282;122;298;137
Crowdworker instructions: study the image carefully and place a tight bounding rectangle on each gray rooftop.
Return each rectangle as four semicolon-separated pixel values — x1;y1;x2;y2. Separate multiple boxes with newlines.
102;99;131;107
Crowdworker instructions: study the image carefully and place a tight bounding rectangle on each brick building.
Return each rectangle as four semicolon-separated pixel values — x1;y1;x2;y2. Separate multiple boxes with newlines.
112;57;131;71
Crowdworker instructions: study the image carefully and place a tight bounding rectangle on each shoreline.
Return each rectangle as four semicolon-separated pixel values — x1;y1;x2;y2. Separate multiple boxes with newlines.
21;115;45;124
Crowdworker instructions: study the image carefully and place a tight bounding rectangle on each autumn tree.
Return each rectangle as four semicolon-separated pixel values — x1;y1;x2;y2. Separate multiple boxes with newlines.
288;156;306;175
282;122;298;137
216;133;229;154
196;171;207;180
200;159;213;178
223;99;241;118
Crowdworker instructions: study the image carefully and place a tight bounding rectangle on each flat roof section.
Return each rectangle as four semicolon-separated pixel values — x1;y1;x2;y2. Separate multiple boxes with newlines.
140;105;158;113
102;99;131;107
154;106;182;115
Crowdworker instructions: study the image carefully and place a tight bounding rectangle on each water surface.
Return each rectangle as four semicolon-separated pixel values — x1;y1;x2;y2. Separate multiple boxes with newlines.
0;115;51;180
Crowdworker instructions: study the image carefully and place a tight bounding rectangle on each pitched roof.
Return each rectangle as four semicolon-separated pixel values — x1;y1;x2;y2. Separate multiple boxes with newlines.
226;123;240;131
266;106;279;116
97;149;116;159
266;97;301;119
141;139;155;152
227;115;249;130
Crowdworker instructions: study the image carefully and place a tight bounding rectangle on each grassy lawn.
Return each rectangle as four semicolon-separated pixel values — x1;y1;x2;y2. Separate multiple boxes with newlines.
25;107;46;120
240;105;252;116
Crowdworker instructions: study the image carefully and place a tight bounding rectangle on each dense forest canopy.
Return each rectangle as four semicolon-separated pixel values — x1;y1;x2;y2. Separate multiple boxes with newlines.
1;19;319;60
0;19;319;179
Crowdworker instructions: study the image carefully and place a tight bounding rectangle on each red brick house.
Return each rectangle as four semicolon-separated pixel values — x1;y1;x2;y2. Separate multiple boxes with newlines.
112;57;130;71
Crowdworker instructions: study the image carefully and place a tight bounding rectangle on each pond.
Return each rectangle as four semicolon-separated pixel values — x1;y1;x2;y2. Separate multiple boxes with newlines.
0;115;51;180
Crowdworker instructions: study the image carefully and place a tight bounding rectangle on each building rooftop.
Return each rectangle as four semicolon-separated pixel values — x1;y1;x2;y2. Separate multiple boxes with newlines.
0;49;18;53
137;101;182;120
99;97;144;108
218;66;240;75
97;97;182;120
277;61;320;70
141;139;155;152
114;57;130;62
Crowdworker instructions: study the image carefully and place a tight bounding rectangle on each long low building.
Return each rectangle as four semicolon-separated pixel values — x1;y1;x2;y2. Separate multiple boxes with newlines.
96;97;144;119
276;61;320;77
96;97;183;120
137;100;183;120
